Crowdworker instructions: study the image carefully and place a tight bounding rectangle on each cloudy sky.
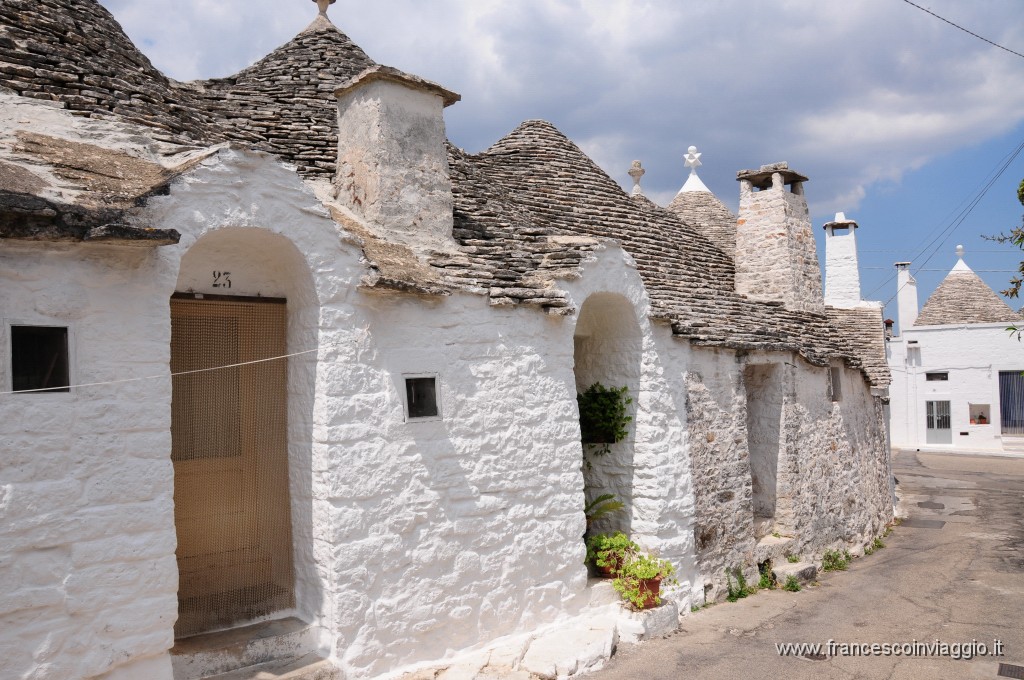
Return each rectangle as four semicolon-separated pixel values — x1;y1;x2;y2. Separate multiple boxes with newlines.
99;0;1024;322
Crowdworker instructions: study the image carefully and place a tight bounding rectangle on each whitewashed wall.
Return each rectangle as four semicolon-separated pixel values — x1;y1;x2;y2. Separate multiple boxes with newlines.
0;245;180;680
887;323;1024;451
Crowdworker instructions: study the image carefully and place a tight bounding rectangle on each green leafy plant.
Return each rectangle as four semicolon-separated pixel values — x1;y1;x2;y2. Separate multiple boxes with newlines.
786;554;799;564
584;494;624;529
758;562;775;590
613;552;677;609
585;532;639;576
725;566;751;602
864;545;874;556
822;549;851;572
783;575;801;592
577;383;632;455
872;537;885;550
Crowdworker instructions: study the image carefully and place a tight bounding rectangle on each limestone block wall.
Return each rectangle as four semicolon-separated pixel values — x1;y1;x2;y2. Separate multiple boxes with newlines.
0;242;179;680
735;183;824;314
686;350;892;600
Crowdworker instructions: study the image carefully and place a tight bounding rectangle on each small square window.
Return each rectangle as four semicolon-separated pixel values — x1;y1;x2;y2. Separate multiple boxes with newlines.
11;325;69;393
405;376;439;420
926;372;949;381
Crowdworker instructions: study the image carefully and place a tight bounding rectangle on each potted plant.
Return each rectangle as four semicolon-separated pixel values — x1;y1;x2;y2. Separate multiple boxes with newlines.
613;553;677;609
577;383;632;456
585;531;639;578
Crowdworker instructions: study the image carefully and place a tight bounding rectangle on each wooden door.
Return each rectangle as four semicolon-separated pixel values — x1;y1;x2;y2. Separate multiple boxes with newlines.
170;295;294;638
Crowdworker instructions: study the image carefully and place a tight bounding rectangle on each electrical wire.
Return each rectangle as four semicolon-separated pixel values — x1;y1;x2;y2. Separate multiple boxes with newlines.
899;0;1024;60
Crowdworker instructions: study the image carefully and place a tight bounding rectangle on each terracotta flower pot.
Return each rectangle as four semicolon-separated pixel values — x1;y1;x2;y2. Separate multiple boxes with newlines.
637;577;662;609
596;558;620;578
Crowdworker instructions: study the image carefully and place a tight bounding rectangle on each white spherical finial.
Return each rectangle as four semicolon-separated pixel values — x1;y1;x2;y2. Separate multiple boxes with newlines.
956;244;965;259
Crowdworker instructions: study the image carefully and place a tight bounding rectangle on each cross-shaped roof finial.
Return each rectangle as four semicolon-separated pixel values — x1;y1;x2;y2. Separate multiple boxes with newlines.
314;0;336;17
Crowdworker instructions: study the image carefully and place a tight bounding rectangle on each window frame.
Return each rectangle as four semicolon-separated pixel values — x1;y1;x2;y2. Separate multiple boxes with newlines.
5;319;75;396
925;372;949;382
402;372;442;423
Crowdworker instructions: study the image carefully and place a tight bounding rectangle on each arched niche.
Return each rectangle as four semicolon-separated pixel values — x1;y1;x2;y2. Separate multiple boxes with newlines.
574;292;643;539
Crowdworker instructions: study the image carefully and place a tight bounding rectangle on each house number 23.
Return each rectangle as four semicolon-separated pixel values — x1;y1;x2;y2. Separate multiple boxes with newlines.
212;271;232;289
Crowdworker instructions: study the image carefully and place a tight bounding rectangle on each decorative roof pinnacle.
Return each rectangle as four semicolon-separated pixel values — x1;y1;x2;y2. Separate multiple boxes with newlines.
679;145;710;193
684;145;702;175
314;0;336;17
628;160;646;197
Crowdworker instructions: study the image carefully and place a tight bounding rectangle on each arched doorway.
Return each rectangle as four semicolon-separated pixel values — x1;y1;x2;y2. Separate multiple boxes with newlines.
170;228;317;638
574;293;642;538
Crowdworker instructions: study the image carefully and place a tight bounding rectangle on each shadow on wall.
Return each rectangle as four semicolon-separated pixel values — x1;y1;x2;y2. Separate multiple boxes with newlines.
574;293;643;538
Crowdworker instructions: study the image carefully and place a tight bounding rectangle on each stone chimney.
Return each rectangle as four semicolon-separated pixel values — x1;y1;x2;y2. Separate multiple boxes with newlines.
895;262;918;334
333;66;461;250
823;212;862;308
735;163;823;313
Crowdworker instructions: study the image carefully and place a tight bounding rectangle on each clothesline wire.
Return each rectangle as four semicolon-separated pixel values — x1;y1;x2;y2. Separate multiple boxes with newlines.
0;345;326;396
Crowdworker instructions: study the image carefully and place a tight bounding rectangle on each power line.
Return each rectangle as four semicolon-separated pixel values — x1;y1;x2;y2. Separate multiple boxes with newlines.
899;0;1024;60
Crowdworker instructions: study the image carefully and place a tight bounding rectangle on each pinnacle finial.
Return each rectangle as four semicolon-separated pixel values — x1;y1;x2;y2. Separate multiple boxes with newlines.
628;160;646;197
956;244;965;259
684;145;702;175
314;0;336;17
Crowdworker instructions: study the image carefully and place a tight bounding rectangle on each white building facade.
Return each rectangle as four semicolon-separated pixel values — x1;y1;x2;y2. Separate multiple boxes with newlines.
887;247;1024;452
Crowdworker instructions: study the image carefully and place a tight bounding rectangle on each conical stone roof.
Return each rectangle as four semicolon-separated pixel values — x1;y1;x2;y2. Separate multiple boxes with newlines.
0;0;216;143
666;190;737;258
915;257;1022;326
194;15;378;177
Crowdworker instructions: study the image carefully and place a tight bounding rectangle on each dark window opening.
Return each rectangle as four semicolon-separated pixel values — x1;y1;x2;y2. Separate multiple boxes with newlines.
405;376;439;419
926;372;949;381
829;367;842;402
12;326;69;393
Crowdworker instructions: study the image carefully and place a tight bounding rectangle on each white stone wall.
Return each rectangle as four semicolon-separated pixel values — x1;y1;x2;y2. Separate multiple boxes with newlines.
0;240;179;680
0;147;358;680
887;324;1024;451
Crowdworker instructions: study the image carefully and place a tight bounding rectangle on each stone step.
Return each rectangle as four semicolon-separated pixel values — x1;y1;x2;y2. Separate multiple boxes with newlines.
204;653;339;680
754;535;795;564
771;561;817;584
171;617;320;680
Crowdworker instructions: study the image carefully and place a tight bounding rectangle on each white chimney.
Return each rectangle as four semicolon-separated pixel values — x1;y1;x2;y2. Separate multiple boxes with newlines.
823;212;861;308
895;262;918;334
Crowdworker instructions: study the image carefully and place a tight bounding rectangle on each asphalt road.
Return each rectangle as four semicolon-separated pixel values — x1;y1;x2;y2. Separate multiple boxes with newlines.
589;449;1024;680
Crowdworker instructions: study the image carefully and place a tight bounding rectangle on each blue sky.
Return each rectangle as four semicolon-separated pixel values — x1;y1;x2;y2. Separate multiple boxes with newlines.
99;0;1024;323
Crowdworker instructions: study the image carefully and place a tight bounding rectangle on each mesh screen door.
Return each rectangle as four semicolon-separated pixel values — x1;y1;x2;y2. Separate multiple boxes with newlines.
171;296;295;638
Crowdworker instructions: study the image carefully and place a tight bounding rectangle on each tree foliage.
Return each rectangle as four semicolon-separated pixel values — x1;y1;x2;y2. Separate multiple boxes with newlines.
990;178;1024;299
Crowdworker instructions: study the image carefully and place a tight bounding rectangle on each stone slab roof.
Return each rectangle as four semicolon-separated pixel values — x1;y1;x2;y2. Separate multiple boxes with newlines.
666;189;737;258
0;0;216;144
443;120;886;384
826;306;891;388
193;15;378;178
0;2;889;386
915;264;1022;326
